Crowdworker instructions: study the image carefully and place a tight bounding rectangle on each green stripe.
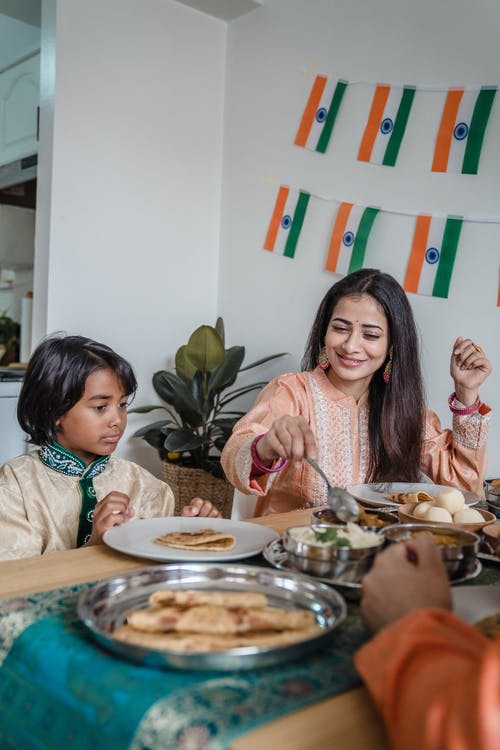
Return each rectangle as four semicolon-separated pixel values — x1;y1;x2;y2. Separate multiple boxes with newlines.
283;192;310;258
462;87;496;174
383;86;415;166
432;217;463;298
348;207;379;272
316;80;348;153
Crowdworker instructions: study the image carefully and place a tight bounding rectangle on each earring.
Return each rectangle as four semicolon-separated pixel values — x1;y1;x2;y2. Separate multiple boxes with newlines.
383;346;393;384
318;346;330;371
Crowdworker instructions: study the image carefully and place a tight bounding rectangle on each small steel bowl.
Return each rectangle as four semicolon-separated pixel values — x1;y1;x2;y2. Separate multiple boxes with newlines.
382;523;479;580
485;479;500;516
312;506;397;532
283;524;384;581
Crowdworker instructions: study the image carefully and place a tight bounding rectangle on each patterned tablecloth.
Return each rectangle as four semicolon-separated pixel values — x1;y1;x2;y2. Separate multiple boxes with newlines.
0;560;498;750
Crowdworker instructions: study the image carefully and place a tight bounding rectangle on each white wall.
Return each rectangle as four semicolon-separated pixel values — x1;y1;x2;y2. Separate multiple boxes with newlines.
35;0;226;473
0;13;39;70
218;0;500;476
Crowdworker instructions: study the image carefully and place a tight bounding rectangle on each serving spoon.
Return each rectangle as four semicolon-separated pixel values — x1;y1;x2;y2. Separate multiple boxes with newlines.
305;456;360;523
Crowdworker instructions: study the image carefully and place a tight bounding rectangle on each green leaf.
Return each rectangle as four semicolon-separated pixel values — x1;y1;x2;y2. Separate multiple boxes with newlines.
133;420;171;437
175;345;197;384
238;352;288;372
215;317;225;346
128;404;168;414
208;346;245;392
133;427;165;450
164;429;208;452
185;325;225;372
312;528;352;548
153;371;203;427
218;382;268;408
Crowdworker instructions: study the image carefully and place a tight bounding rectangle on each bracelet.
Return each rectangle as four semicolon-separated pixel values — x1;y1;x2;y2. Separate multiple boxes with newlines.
250;434;288;474
448;392;480;416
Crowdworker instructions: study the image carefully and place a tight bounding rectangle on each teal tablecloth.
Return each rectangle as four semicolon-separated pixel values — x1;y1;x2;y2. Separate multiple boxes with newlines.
0;560;498;750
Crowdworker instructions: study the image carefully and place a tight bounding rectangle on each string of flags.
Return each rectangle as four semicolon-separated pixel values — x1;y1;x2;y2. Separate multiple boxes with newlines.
295;75;497;174
263;185;491;300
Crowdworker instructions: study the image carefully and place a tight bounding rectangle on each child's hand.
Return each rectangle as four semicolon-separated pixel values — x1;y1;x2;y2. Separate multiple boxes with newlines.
86;491;135;545
181;497;221;518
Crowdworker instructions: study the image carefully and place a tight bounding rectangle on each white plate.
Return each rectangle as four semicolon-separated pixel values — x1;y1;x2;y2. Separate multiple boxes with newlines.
452;585;500;624
103;517;278;562
346;482;479;508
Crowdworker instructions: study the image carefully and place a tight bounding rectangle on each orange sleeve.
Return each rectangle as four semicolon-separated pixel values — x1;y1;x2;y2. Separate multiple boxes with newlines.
355;609;500;750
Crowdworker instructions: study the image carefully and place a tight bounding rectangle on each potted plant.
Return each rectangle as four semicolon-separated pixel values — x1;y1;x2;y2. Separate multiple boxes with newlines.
0;310;20;365
131;318;286;516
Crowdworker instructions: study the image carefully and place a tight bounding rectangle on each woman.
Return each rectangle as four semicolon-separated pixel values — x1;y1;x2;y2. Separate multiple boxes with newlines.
221;268;492;515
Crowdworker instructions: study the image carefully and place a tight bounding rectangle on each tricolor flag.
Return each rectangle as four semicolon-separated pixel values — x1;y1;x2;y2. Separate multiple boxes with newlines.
263;186;310;259
404;214;463;298
432;87;496;174
358;84;415;166
295;75;348;153
325;203;380;275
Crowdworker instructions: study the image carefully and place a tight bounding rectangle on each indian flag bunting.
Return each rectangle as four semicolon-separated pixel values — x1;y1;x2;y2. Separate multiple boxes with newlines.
358;84;416;166
263;186;310;259
404;214;463;298
325;203;380;275
295;75;348;153
432;87;496;174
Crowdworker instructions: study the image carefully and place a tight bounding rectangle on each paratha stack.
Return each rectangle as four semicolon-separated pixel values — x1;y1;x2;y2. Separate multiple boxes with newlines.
386;491;434;504
153;528;236;551
113;589;320;653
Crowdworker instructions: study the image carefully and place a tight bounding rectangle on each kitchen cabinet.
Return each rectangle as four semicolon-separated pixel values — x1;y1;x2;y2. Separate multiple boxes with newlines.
0;52;40;168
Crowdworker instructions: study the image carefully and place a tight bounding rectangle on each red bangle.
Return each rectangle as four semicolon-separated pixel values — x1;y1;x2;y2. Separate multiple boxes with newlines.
448;392;480;416
250;434;288;474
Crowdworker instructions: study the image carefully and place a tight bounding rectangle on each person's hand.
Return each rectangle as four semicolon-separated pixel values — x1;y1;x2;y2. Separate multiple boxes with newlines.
450;336;492;405
361;532;452;633
181;497;221;518
86;491;135;545
255;416;317;468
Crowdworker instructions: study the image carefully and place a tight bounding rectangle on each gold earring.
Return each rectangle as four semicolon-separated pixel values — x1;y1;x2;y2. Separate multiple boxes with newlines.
383;346;393;384
318;346;330;371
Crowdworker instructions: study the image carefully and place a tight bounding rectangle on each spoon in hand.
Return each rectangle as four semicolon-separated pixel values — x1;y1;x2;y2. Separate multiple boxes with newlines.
305;457;360;523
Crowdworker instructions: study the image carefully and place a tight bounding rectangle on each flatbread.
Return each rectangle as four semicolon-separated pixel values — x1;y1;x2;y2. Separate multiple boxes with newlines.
149;589;267;609
153;528;236;551
386;491;435;504
474;612;500;639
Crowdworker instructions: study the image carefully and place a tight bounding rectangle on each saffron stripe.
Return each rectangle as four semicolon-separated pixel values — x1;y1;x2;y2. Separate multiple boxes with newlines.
383;86;416;166
348;207;379;272
432;89;464;172
263;186;289;251
433;217;463;298
404;215;432;292
283;192;310;258
325;202;354;272
462;87;496;174
316;80;348;153
357;85;391;162
295;76;328;147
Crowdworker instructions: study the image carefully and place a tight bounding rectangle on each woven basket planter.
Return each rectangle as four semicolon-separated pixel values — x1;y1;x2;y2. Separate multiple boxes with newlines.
162;461;234;519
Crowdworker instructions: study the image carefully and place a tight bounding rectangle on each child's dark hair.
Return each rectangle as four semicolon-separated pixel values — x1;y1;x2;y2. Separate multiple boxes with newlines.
18;334;137;446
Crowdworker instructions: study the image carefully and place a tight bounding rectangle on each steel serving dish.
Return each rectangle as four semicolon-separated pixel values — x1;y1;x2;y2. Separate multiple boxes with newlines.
312;506;397;531
282;524;384;580
382;523;480;580
485;479;500;518
78;562;347;671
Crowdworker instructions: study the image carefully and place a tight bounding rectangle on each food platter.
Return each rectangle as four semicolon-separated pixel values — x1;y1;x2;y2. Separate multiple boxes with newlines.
452;584;500;624
78;563;347;671
262;537;482;598
103;517;278;562
346;482;479;508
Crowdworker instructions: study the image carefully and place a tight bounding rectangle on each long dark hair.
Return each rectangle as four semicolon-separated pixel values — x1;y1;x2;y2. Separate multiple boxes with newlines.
18;334;137;446
302;269;425;482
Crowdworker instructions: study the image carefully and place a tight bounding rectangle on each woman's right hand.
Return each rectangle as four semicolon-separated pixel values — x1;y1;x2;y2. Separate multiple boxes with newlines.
255;416;318;467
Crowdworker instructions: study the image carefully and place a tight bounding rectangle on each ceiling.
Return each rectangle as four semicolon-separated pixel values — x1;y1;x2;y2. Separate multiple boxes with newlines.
0;0;40;27
174;0;262;22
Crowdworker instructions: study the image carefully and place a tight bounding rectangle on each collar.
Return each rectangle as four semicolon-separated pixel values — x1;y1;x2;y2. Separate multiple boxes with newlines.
313;367;369;406
39;442;110;479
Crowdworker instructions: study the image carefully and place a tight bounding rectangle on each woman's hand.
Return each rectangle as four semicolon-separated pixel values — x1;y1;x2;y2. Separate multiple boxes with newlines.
450;336;492;405
255;416;318;467
181;497;221;518
361;533;452;633
86;491;135;545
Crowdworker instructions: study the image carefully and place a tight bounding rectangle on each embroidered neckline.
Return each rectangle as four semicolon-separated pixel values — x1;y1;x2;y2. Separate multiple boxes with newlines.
39;442;110;479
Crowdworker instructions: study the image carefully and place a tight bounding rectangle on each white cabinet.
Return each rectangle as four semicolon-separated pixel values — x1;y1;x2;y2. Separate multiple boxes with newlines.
0;53;40;167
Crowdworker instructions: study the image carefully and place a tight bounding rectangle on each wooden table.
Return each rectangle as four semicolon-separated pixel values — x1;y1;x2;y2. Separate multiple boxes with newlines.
0;509;389;750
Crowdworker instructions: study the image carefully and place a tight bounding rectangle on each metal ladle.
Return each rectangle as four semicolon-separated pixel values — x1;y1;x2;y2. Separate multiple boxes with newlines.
305;457;360;523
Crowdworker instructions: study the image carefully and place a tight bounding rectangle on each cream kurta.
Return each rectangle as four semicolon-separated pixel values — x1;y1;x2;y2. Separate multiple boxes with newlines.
0;452;174;561
221;368;490;516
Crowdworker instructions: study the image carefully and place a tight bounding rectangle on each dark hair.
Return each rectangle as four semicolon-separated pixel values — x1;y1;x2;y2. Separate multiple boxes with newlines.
18;334;137;446
302;268;425;482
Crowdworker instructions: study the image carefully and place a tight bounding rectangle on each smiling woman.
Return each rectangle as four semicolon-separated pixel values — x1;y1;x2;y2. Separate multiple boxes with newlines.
221;268;492;516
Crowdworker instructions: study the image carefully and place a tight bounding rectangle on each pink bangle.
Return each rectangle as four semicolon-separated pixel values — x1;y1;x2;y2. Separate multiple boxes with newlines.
448;392;480;416
251;434;288;474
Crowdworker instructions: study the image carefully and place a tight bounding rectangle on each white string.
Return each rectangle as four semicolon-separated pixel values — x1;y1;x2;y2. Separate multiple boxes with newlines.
299;69;498;92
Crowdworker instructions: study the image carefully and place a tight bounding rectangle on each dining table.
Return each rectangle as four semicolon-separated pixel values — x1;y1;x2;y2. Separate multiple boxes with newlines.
0;508;497;750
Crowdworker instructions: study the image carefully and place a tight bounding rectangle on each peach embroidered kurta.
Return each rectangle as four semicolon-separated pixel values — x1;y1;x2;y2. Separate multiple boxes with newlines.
355;609;500;750
0;452;174;561
221;368;490;516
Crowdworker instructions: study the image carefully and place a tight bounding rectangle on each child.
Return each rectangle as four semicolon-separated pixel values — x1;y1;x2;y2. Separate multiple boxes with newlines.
0;334;221;561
